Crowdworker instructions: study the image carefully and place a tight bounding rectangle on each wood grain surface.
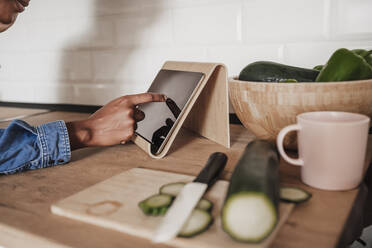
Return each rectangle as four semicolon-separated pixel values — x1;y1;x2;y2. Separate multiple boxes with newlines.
51;168;294;248
0;107;50;121
0;110;370;248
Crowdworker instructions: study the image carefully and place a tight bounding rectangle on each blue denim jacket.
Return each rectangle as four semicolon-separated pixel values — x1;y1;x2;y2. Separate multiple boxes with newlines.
0;120;71;174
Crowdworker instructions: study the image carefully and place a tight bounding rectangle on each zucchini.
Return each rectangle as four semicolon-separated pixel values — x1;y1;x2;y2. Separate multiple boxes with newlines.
138;194;173;216
138;192;214;237
159;182;185;196
159;182;213;212
196;198;213;212
280;186;312;204
238;61;319;82
139;182;214;216
221;140;280;243
178;209;213;238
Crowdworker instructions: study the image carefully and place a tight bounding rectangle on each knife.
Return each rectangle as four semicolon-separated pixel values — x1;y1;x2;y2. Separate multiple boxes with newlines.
152;152;228;243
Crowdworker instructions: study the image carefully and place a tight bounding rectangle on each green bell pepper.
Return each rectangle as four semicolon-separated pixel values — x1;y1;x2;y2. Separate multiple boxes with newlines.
364;51;372;66
313;65;324;71
352;49;372;66
316;48;372;82
352;49;369;57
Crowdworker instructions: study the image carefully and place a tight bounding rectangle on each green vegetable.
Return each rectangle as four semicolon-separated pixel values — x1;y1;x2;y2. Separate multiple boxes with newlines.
279;79;298;83
139;184;215;237
159;182;213;212
221;140;280;243
139;181;215;217
352;49;369;58
196;198;213;212
352;49;372;67
316;48;372;82
366;53;372;66
159;182;185;196
280;186;312;204
178;209;213;238
313;65;324;71
138;194;173;216
238;61;319;82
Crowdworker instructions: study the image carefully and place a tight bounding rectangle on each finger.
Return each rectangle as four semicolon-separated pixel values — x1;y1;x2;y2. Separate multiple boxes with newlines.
134;122;138;131
127;93;166;106
133;108;145;122
165;98;181;118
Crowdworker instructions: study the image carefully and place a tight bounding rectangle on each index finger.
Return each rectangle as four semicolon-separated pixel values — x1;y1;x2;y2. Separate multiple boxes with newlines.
126;93;166;106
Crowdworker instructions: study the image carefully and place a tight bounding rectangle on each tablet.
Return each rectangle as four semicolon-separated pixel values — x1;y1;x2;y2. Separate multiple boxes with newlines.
135;69;205;155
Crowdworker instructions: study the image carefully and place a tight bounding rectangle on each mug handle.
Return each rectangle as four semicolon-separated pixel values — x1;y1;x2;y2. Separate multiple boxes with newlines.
276;124;304;166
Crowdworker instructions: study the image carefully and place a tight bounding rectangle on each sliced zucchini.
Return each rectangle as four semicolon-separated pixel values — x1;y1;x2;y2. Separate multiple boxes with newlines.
160;182;214;212
196;198;213;212
178;209;213;238
138;194;173;216
280;186;312;204
159;182;186;196
221;140;280;243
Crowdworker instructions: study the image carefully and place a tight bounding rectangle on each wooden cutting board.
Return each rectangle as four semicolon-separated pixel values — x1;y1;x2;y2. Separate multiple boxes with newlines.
51;168;294;248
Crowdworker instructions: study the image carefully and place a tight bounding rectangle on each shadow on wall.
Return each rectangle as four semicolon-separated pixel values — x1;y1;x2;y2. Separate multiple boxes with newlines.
58;0;162;105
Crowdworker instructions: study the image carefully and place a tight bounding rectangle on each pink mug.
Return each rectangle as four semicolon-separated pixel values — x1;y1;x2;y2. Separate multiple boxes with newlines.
277;111;370;191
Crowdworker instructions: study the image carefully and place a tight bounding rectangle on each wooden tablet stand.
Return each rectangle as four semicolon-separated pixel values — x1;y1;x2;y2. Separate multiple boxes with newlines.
132;61;230;159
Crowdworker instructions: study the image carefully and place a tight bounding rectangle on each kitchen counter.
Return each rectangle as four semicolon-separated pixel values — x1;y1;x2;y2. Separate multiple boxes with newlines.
0;106;50;121
0;110;371;248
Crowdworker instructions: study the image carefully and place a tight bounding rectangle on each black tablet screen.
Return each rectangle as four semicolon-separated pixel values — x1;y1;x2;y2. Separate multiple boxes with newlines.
135;69;204;154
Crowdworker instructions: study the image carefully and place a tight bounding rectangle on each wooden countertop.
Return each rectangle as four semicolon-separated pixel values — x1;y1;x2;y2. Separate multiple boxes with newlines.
0;110;371;248
0;106;50;121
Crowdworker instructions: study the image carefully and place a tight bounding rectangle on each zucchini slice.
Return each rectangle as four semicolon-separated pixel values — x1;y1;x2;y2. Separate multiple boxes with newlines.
138;194;173;216
196;198;213;212
221;140;280;243
280;186;312;203
178;209;213;238
159;182;185;196
159;182;214;212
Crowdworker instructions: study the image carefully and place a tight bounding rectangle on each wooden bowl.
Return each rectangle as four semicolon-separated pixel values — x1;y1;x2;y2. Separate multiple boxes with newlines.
229;78;372;150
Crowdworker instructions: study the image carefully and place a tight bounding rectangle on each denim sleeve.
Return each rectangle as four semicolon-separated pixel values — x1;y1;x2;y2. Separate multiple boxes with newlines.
0;120;71;174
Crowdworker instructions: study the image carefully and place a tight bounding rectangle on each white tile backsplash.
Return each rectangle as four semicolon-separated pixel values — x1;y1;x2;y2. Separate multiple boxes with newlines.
0;0;371;106
243;0;326;43
0;82;34;102
333;0;372;36
115;8;173;47
206;44;282;76
173;3;242;44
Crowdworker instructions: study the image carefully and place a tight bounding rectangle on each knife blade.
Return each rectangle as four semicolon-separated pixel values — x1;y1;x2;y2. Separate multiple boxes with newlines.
152;152;227;243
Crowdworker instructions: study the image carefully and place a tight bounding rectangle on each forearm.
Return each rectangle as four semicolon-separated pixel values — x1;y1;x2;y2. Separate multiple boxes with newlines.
0;120;70;174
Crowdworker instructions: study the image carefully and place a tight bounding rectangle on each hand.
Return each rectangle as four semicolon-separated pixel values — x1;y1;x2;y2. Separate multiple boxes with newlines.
66;93;166;150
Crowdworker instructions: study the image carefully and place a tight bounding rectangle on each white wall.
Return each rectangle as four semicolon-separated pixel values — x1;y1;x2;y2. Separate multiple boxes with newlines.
0;0;371;106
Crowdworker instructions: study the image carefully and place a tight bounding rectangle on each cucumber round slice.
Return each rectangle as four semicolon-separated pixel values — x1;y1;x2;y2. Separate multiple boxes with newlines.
196;198;213;212
178;209;213;238
280;186;312;203
138;194;173;216
159;182;186;196
222;192;277;243
160;183;214;212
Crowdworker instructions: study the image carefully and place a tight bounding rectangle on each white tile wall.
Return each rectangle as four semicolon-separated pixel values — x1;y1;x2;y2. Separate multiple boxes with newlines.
0;0;371;108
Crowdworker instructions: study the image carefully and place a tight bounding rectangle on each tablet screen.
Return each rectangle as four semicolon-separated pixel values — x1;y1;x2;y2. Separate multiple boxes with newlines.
135;69;204;154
